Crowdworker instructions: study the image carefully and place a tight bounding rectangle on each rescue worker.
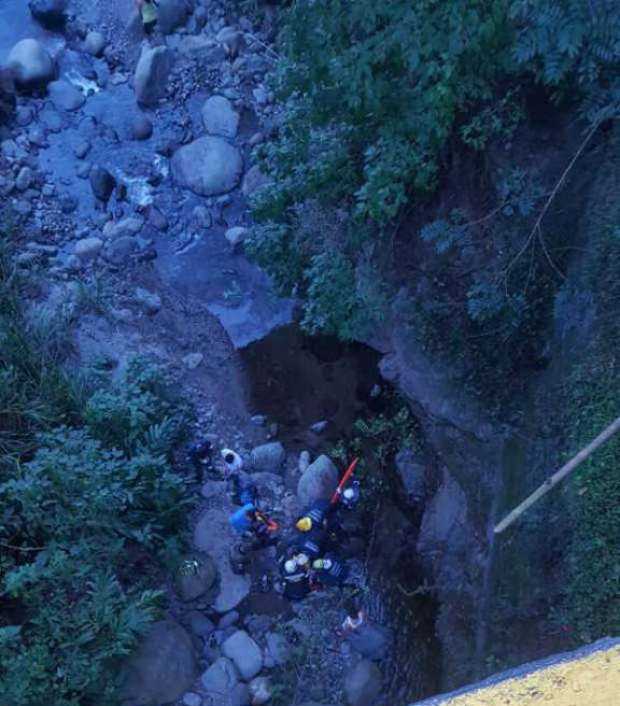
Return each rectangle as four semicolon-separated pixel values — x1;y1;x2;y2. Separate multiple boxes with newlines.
310;552;349;588
280;553;312;601
228;502;279;573
188;438;213;481
287;522;325;560
136;0;158;34
295;498;331;533
341;481;361;509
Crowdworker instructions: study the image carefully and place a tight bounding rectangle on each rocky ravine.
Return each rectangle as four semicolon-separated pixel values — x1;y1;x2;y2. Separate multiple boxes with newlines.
0;3;398;706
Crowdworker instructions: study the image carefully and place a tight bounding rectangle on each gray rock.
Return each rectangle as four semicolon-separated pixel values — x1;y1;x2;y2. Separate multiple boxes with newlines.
7;39;55;87
0;176;14;197
106;235;138;264
28;0;66;27
297;454;339;506
230;683;250;706
183;352;204;370
202;95;239;139
344;660;382;706
298;451;311;474
191;205;212;228
183;693;202;706
134;287;161;316
16;106;34;127
171;136;243;196
89;166;115;202
178;35;226;62
76;162;92;179
417;469;467;559
218;611;240;630
265;631;291;666
134;46;173;106
225;226;248;248
241;164;270;198
252;86;269;106
346;623;392;661
157;0;190;34
148;206;168;231
103;216;144;239
74;237;103;262
132;114;153;140
194;508;251;613
251;414;267;427
84;31;106;57
176;555;217;601
48;80;85;111
222;630;263;680
248;676;272;705
122;620;197;706
74;140;90;158
201;656;239;693
216;27;245;58
186;611;215;638
395;448;427;504
28;126;47;147
15;167;33;192
250;442;285;472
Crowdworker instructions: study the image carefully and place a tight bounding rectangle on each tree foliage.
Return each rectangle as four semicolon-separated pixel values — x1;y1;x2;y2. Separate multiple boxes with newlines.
249;0;620;339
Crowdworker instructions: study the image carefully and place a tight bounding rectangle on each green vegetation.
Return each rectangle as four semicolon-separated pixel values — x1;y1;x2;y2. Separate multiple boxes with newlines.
557;221;620;643
0;247;192;705
248;0;620;353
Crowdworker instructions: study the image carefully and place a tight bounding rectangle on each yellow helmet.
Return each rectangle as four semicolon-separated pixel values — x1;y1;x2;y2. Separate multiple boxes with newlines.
296;517;312;532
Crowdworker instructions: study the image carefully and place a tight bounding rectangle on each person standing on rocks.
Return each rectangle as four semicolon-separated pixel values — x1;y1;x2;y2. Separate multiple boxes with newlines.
221;448;256;505
136;0;159;35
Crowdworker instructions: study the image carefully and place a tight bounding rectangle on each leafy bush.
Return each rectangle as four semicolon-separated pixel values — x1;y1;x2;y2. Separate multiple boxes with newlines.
0;247;192;705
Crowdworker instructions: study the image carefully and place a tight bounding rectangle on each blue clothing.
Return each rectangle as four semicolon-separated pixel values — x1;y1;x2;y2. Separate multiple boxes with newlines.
298;499;331;528
289;527;326;559
314;552;348;586
229;503;255;534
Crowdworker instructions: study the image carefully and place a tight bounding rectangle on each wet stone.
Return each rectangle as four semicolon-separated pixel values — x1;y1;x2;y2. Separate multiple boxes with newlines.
132;114;153;141
73;140;90;159
48;80;85;112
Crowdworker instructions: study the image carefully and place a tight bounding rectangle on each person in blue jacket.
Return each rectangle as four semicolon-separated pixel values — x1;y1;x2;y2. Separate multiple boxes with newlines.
310;552;349;588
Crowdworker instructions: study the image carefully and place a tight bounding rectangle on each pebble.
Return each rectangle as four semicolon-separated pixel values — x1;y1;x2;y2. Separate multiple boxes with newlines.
74;237;103;262
76;162;92;179
251;415;267;426
182;694;202;706
84;31;106;57
182;352;204;370
16;106;34;127
134;287;161;316
74;140;90;159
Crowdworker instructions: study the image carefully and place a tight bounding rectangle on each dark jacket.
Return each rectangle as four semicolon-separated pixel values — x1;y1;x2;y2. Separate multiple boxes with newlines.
313;552;349;587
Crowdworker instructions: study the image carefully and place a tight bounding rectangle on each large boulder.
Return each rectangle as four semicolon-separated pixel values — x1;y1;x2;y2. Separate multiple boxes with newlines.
395;447;427;505
157;0;190;35
345;623;392;661
171;137;243;196
194;508;251;613
28;0;67;28
250;442;285;472
176;555;218;602
134;46;173;106
297;454;339;506
89;166;115;202
7;39;54;87
344;660;382;706
122;620;198;705
222;630;263;680
48;80;85;112
202;95;239;139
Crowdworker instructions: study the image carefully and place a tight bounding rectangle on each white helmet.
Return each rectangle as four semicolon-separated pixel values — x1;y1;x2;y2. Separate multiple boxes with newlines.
284;559;297;574
295;553;309;566
323;558;333;570
343;488;355;500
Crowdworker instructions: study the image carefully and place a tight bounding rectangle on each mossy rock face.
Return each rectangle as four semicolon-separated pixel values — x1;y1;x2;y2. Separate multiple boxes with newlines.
176;555;218;602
